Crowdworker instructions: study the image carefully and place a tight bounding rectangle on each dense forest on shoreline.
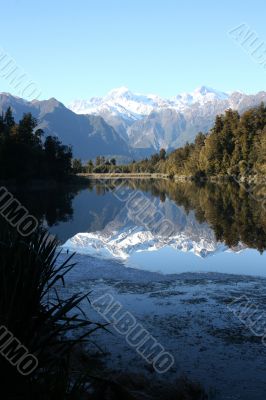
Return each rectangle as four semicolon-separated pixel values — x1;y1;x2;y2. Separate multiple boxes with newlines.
76;104;266;179
0;108;72;181
1;103;265;181
160;103;266;178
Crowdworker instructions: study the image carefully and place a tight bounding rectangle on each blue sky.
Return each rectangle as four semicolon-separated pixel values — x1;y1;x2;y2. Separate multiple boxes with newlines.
0;0;266;103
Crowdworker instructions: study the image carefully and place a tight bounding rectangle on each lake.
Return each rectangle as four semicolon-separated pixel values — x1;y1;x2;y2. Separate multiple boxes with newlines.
15;178;265;277
12;179;266;399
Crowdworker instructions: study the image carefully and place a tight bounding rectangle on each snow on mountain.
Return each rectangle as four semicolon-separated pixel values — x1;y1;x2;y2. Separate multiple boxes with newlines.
69;86;172;118
68;86;233;152
68;86;230;117
67;87;266;156
61;191;248;261
0;93;131;159
2;87;266;160
175;86;229;108
62;228;228;260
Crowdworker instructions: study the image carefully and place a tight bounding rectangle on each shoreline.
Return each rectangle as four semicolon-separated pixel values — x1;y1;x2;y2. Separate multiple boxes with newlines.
78;172;265;184
77;172;169;179
0;173;264;189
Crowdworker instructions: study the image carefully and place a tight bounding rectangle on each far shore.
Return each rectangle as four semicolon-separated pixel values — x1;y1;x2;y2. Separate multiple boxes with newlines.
77;172;170;179
77;172;265;184
0;173;264;189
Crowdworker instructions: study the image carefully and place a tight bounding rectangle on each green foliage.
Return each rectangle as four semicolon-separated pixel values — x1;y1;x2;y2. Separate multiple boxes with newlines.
86;159;94;173
95;156;106;166
72;158;84;174
159;148;166;160
0;108;73;181
44;135;72;179
125;104;266;178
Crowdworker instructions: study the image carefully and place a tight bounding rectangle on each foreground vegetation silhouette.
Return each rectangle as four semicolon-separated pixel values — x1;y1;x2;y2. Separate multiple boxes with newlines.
0;221;208;399
0;221;105;399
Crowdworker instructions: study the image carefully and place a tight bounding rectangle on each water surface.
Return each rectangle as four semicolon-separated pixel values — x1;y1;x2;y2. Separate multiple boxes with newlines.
13;179;266;277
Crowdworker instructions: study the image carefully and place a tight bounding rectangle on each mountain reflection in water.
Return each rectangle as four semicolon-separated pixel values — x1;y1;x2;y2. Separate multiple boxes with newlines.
10;179;266;275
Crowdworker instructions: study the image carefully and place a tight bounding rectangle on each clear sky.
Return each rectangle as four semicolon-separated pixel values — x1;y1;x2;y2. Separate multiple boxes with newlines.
0;0;266;104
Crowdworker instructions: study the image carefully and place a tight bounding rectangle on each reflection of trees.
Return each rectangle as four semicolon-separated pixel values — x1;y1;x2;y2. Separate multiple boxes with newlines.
10;184;90;227
7;179;266;253
110;179;266;253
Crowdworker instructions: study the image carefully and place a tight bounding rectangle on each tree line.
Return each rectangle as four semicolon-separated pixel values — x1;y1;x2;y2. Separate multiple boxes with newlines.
0;108;72;181
109;178;266;252
77;103;266;178
133;103;266;178
72;155;118;174
6;103;265;180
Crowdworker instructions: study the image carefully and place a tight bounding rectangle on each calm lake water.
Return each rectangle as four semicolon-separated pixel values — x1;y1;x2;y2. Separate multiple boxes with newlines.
14;179;266;277
13;179;266;399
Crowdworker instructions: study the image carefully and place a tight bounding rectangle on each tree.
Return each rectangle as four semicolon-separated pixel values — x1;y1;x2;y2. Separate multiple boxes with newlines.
72;158;83;174
95;156;101;166
95;156;106;166
4;107;15;130
18;113;41;147
86;160;94;173
159;148;166;160
44;136;72;178
0;108;73;181
151;153;160;165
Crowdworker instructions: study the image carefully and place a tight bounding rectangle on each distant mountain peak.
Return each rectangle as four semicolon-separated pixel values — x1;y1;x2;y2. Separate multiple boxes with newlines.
176;86;229;106
194;85;216;94
68;86;230;117
194;85;228;98
67;87;266;156
2;88;266;161
106;86;131;98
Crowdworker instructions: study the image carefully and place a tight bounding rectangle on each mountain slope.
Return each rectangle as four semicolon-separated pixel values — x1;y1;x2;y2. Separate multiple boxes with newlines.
69;87;266;155
2;87;266;161
0;93;130;159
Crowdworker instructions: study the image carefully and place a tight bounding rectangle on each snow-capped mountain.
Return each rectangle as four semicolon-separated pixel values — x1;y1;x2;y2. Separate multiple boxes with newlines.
62;195;246;261
174;86;229;107
68;87;266;156
62;227;228;260
0;92;131;159
69;85;229;117
1;87;266;160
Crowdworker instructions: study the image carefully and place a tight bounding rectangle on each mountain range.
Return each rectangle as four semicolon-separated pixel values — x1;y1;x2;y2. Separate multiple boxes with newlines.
62;195;245;260
0;93;128;159
1;86;266;160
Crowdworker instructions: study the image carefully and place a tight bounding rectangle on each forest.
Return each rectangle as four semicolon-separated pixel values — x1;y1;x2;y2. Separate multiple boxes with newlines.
2;103;266;181
0;108;72;181
79;103;266;179
159;103;266;178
